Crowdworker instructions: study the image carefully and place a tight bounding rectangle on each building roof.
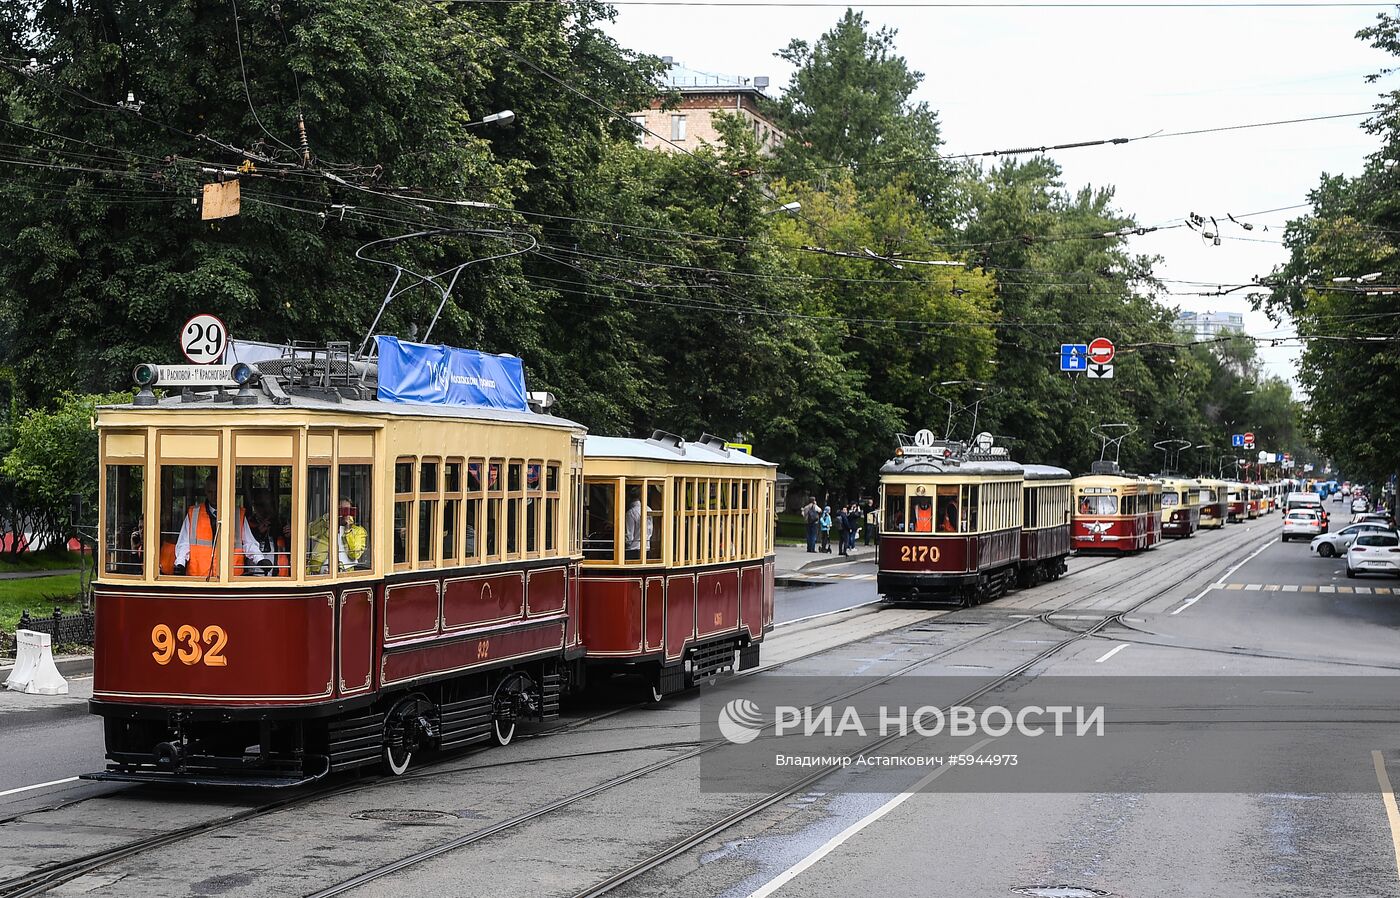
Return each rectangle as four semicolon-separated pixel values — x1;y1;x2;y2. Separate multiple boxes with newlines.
661;63;772;96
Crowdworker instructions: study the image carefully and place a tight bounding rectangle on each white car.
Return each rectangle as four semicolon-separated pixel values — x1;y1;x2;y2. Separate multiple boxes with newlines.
1282;510;1324;542
1352;497;1370;514
1345;531;1400;578
1311;522;1393;557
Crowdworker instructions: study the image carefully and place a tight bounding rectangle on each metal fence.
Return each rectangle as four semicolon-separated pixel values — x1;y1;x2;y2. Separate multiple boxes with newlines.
16;608;96;646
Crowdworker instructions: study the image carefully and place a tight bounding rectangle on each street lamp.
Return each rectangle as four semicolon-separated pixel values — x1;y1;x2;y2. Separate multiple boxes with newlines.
763;201;802;215
467;109;515;128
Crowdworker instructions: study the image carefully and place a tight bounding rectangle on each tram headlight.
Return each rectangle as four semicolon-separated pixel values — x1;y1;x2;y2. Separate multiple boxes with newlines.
231;362;253;385
132;363;158;387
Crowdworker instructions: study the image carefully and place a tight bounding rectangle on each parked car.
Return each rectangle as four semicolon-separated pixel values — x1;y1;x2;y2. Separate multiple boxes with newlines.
1311;521;1392;557
1282;510;1325;542
1355;512;1395;528
1352;496;1371;514
1345;531;1400;578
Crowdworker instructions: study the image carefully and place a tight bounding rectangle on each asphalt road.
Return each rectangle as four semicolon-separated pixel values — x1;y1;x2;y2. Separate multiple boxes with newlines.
7;517;1400;897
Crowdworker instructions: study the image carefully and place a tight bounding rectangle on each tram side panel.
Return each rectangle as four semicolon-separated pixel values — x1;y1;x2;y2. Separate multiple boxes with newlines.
878;529;1019;600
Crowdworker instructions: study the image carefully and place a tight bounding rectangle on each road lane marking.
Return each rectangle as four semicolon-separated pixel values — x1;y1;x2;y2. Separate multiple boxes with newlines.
1321;586;1335;593
1339;587;1354;594
1226;583;1244;590
1357;587;1372;594
1302;585;1317;592
1283;584;1298;592
1245;584;1262;591
1264;584;1279;591
1373;750;1400;881
0;776;79;798
743;738;995;898
1171;584;1217;616
1095;644;1130;664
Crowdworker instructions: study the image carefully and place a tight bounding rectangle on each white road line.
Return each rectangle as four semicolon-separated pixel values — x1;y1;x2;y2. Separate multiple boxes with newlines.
743;738;995;898
774;601;883;629
1169;536;1279;615
0;776;79;798
1095;643;1130;664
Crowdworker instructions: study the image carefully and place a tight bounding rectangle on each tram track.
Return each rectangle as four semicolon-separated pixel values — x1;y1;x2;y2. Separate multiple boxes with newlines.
0;526;1268;898
301;526;1276;898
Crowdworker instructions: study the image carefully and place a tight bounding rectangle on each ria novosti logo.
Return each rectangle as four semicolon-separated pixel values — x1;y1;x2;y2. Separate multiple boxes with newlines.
717;698;765;744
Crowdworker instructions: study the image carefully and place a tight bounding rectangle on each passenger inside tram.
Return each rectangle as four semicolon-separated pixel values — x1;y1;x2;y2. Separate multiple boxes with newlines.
937;497;958;532
910;496;934;533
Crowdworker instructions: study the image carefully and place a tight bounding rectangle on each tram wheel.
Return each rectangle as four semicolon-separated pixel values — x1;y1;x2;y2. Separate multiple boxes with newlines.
382;694;435;777
491;671;532;746
492;717;517;746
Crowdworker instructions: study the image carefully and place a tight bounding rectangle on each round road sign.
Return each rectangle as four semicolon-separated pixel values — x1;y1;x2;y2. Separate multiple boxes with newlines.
1087;337;1115;365
181;313;228;364
1244;431;1255;444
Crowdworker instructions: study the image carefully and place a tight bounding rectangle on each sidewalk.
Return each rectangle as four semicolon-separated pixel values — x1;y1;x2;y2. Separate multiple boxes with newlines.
774;542;878;587
0;568;80;580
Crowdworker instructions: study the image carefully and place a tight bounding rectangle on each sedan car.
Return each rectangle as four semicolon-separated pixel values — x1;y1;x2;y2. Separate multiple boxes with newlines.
1344;531;1400;578
1311;521;1393;557
1282;510;1324;542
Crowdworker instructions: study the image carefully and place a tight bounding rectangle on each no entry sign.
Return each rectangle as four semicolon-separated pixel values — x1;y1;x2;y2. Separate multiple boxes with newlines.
1087;337;1115;366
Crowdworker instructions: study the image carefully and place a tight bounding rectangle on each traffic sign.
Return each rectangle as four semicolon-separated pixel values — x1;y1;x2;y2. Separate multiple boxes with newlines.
181;313;228;364
1243;431;1255;444
1059;344;1088;372
1244;441;1255;450
1231;434;1244;447
1087;337;1115;366
1087;363;1114;379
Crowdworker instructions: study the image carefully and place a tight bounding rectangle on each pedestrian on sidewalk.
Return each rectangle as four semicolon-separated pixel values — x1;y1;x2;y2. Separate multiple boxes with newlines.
847;504;863;551
866;506;879;545
802;496;821;553
837;506;850;557
819;506;832;553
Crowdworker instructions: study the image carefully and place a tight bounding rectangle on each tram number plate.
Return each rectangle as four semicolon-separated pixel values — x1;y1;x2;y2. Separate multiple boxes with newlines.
476;640;490;660
151;623;228;667
899;544;941;563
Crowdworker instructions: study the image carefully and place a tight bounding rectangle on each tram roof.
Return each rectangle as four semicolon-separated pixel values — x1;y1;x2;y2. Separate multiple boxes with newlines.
1022;464;1072;481
880;457;1023;477
100;391;586;431
583;435;775;468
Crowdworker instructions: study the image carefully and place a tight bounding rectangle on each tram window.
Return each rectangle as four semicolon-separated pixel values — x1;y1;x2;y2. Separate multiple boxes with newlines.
526;462;542;555
1079;495;1118;515
1162;492;1179;507
884;486;905;532
420;460;439;494
444;460;461;493
1024;487;1035;529
646;483;664;563
159;465;219;578
339;464;373;573
305;466;331;577
509;462;522;492
231;465;292;578
468;460;483;493
584;481;618;562
104;464;145;576
546;464;559;493
465;498;480;559
965;485;979;532
911;496;934;533
486;498;500;557
505;462;522;555
418;498;436;564
936;486;959;533
443;498;459;564
394;462;413;495
545;464;560;554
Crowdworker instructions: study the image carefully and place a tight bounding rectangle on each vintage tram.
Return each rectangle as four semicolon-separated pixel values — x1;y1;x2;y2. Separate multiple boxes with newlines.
578;434;775;700
877;434;1024;604
1225;481;1248;523
1071;463;1162;553
1196;478;1228;529
1158;477;1201;538
1018;465;1073;586
87;340;774;786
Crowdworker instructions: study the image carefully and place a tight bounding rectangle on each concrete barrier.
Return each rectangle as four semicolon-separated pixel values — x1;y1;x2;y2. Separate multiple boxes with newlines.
4;630;68;695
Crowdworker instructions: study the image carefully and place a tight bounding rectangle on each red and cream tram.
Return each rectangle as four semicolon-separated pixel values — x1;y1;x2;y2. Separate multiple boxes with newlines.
1196;478;1227;529
578;434;775;700
1247;483;1264;519
1019;465;1073;586
877;435;1023;604
1072;464;1162;553
1158;477;1201;538
86;340;774;786
1225;481;1247;523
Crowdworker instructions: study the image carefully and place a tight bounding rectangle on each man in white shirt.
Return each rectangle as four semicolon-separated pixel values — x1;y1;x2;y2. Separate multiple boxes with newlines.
174;474;266;576
624;498;653;560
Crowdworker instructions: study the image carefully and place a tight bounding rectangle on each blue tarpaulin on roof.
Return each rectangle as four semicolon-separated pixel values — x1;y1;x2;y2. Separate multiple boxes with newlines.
375;336;528;411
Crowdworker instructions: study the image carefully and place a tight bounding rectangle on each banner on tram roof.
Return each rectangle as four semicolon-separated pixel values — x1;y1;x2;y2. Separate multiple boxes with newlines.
375;336;528;411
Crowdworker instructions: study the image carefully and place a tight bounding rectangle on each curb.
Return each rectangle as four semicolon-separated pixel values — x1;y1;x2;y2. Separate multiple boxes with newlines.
0;654;92;678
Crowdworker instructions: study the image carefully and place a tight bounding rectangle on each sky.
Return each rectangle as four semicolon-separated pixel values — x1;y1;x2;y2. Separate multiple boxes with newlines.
603;1;1393;384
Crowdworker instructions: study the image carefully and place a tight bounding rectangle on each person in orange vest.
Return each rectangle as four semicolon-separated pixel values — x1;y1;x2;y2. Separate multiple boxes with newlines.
173;475;262;577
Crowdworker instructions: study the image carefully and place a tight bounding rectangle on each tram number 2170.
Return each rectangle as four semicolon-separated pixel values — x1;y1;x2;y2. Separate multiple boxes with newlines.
898;544;941;563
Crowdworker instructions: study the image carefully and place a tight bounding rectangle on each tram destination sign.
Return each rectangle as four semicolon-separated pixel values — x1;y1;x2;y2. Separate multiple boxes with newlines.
147;364;244;387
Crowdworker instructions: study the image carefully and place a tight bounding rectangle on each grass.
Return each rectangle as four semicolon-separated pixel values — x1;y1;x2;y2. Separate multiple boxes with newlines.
0;574;84;633
0;549;86;574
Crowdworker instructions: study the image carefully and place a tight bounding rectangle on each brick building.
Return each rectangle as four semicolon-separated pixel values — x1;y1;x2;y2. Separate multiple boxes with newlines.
629;62;785;155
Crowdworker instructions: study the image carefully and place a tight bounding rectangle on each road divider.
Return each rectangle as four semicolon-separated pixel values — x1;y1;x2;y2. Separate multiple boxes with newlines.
4;630;69;695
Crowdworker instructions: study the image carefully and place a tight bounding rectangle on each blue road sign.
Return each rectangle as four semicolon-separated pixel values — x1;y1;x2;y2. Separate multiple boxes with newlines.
1231;434;1244;447
1060;343;1089;372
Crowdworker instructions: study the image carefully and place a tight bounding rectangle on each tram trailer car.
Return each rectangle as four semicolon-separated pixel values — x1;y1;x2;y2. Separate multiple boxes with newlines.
1072;464;1161;553
1018;465;1073;586
1196;479;1228;529
1158;478;1201;538
877;437;1024;605
578;434;775;700
1226;481;1247;523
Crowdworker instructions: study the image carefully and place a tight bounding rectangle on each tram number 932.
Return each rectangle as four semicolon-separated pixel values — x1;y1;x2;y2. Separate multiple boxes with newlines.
151;624;229;667
898;544;941;564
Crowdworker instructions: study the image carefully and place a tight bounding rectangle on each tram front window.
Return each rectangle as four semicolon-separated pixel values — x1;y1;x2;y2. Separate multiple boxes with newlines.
233;465;291;577
1162;492;1179;507
1079;495;1118;515
936;485;960;532
884;485;905;531
104;463;144;575
584;481;618;561
910;496;934;533
159;465;219;578
339;465;373;572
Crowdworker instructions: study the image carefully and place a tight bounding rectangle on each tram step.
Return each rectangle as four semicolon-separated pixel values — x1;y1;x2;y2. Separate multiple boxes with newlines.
541;672;562;719
440;695;493;748
690;639;738;678
738;642;760;671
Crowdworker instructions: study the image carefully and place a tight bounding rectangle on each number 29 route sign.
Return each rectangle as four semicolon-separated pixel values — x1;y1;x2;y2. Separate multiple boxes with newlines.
181;313;228;365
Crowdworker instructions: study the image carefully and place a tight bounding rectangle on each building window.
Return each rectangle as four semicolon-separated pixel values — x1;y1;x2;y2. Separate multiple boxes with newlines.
671;114;686;142
630;115;646;146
